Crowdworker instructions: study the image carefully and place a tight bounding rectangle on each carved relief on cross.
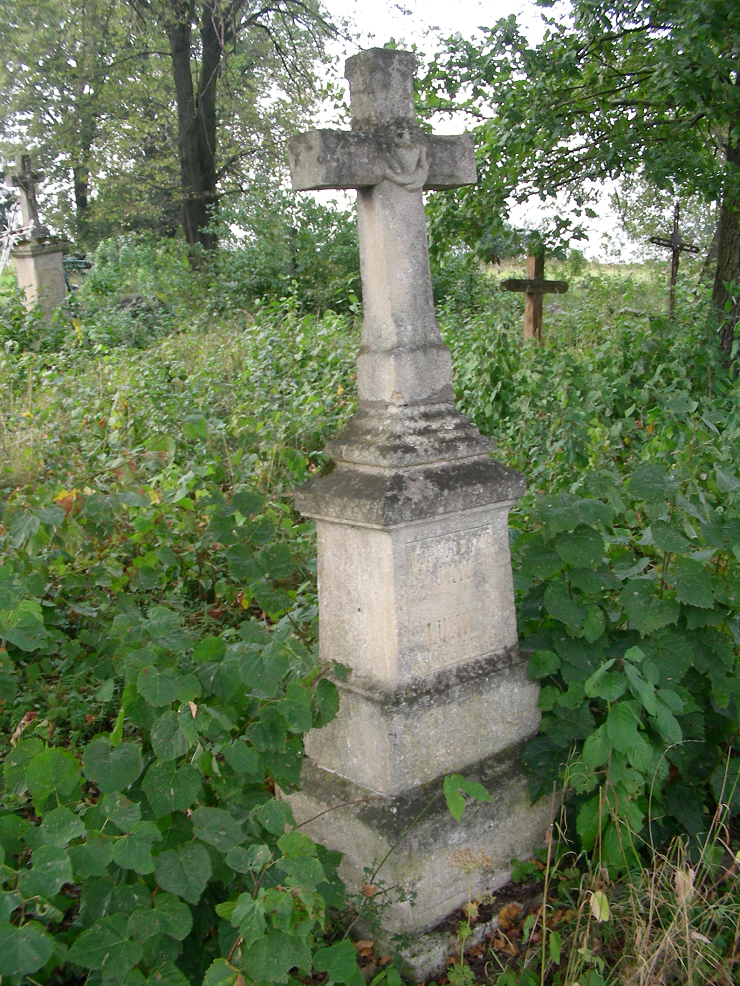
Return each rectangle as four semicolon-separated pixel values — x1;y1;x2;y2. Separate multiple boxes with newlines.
10;153;49;241
500;253;568;343
288;49;476;409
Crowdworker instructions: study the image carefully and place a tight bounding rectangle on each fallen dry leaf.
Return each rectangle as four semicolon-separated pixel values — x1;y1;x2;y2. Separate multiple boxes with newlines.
497;902;523;933
355;941;374;958
363;884;377;897
11;710;36;746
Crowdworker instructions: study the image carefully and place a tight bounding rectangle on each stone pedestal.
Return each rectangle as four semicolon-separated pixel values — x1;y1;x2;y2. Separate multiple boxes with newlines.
12;240;67;321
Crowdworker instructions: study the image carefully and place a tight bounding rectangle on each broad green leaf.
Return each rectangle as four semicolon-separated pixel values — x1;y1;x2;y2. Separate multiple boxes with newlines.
230;892;267;947
101;792;142;832
624;664;657;716
621;579;679;634
585;660;626;702
3;737;43;796
26;747;80;811
0;921;55;975
232;490;265;517
583;605;605;643
544;581;585;633
137;666;181;707
520;542;565;579
650;521;692;554
193;636;226;663
38;806;85;847
242;929;311;983
202;958;242;986
68;833;114;877
628;464;668;503
443;774;490;822
606;703;640;753
68;913;143;976
313;678;339;727
83;739;142;794
253;798;294;835
590;890;610;922
19;845;72;899
576;796;604;851
142;760;202;819
239;648;289;697
313;939;364;986
154;843;212;904
222;740;261;777
282;681;313;732
672;557;713;609
653;702;683;745
129;894;193;942
191;807;245;852
146;961;190;986
112;820;162;874
151;711;191;761
582;725;611;769
554;525;604;569
527;649;560;679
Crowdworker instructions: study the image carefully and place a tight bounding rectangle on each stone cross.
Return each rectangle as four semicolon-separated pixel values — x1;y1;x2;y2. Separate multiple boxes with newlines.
285;49;547;968
289;48;475;413
11;153;49;241
649;201;698;319
501;252;568;343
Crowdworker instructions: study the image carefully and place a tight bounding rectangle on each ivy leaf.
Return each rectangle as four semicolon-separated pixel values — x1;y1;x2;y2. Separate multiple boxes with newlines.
18;845;73;899
137;666;182;707
67;913;143;977
672;557;713;609
230;892;267;947
142;760;202;819
112;820;162;874
313;939;364;986
0;921;56;975
554;525;604;569
83;739;142;794
154;843;212;904
192;807;245;852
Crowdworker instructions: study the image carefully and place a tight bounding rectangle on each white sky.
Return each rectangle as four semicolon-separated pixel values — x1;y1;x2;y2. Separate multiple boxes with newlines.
319;0;635;261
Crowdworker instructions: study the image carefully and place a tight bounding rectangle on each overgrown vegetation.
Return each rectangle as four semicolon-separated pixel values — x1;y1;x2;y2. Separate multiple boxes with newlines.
1;237;739;985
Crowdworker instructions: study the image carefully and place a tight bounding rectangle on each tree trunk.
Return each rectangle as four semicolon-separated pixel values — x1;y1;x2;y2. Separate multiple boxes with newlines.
713;113;740;355
166;0;219;249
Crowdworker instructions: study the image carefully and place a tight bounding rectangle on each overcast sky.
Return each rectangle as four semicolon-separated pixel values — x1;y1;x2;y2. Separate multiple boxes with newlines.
318;0;637;261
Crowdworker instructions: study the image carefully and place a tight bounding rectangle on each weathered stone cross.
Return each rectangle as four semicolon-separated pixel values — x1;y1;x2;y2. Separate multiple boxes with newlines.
285;49;546;960
11;152;49;241
501;252;568;343
649;201;698;319
289;48;476;417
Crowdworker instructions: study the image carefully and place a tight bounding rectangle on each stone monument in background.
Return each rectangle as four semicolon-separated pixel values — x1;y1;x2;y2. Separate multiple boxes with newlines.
287;48;548;953
9;153;67;321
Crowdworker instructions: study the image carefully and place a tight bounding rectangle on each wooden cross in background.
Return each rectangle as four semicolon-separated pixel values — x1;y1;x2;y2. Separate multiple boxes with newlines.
501;253;568;343
649;201;699;319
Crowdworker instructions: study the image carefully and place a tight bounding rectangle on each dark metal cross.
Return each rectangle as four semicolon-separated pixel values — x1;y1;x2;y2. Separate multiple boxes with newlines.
500;253;568;343
649;201;699;319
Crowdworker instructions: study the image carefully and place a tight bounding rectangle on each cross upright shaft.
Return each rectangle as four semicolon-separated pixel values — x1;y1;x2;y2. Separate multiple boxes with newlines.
289;49;476;409
10;153;49;241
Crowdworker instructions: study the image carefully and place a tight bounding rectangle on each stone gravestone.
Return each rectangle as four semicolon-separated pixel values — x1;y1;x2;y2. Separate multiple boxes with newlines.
9;153;67;321
501;252;568;343
287;48;549;955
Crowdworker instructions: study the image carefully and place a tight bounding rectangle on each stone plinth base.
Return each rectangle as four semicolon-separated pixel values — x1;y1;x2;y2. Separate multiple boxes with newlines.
12;240;67;321
287;747;550;936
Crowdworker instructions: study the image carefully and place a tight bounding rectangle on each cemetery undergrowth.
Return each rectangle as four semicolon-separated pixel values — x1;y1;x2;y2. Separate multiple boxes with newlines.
0;243;739;985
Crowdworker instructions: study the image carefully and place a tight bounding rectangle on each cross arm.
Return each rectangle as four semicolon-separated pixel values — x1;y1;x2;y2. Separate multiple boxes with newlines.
649;235;699;254
500;278;569;295
288;130;476;192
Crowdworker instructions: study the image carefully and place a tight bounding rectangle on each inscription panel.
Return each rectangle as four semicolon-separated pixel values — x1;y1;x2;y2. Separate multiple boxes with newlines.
403;521;515;678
